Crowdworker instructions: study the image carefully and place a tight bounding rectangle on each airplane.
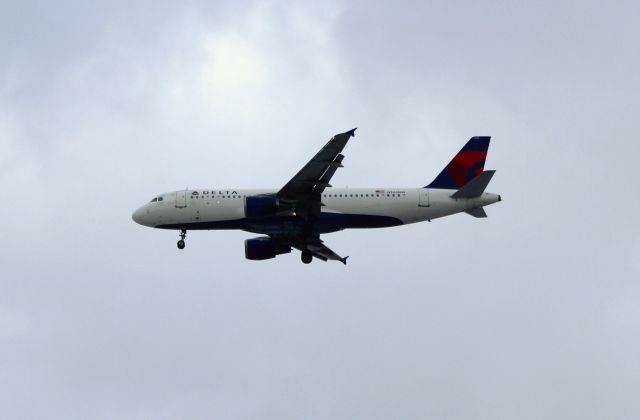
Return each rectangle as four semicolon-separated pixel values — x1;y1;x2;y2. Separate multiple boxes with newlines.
132;128;501;264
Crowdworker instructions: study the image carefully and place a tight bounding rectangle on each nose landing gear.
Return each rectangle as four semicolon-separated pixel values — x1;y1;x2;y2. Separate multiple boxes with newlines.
177;229;187;250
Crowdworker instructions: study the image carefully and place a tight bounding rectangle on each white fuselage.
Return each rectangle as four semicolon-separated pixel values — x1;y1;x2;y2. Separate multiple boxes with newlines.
132;187;501;235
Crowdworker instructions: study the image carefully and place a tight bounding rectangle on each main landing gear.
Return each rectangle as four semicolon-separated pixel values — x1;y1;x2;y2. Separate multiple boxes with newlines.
177;229;187;250
301;250;313;264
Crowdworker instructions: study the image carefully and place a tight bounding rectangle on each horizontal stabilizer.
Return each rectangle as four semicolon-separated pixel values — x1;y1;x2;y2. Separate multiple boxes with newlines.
451;170;495;199
465;207;487;218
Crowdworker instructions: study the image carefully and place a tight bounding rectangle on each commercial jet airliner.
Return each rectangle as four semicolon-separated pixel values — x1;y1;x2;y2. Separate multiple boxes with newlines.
132;128;501;264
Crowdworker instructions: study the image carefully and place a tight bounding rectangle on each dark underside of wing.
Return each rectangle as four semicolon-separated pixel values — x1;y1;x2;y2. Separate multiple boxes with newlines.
272;234;348;264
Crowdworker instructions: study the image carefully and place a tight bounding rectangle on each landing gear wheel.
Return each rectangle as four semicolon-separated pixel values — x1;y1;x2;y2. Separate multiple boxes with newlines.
177;229;187;250
301;250;313;264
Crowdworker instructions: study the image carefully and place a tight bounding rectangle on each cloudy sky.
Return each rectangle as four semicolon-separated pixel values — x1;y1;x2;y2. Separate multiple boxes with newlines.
1;1;639;419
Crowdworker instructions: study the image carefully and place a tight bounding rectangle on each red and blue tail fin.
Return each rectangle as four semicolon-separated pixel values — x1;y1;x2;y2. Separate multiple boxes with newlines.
425;136;491;189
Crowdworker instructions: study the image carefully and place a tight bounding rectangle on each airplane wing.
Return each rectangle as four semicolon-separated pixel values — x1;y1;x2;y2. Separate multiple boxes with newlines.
272;128;355;264
277;128;356;219
306;236;348;265
271;235;349;265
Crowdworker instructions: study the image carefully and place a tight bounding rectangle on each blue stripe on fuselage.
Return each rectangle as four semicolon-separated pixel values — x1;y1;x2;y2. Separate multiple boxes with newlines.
156;212;403;235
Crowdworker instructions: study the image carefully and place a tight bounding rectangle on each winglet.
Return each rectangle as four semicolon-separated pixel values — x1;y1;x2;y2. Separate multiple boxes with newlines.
347;128;357;137
341;256;349;265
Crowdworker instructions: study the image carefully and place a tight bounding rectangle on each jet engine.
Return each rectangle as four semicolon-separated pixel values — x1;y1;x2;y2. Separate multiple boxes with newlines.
244;195;278;218
244;237;292;260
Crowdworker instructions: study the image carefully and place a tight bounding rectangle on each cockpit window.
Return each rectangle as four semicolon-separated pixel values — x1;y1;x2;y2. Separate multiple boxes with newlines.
150;197;158;202
158;197;163;201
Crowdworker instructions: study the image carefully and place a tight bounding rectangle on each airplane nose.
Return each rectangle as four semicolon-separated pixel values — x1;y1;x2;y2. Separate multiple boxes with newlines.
132;207;146;225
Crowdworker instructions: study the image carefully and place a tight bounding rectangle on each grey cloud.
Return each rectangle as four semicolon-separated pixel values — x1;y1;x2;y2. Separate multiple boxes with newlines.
1;1;639;419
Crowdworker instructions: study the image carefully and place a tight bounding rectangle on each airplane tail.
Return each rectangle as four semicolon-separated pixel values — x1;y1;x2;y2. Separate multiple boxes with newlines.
457;170;500;218
425;136;491;189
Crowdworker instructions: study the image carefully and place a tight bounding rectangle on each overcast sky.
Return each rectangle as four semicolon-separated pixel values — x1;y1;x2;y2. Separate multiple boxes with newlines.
1;1;639;419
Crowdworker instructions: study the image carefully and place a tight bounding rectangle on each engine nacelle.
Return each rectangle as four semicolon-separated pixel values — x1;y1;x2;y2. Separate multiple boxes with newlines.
244;195;278;218
244;237;292;261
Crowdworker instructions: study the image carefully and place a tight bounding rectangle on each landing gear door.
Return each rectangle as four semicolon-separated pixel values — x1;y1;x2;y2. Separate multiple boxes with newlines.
175;189;187;208
418;188;429;207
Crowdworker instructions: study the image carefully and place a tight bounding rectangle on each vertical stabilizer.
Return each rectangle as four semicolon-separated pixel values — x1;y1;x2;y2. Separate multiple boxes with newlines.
425;136;490;189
